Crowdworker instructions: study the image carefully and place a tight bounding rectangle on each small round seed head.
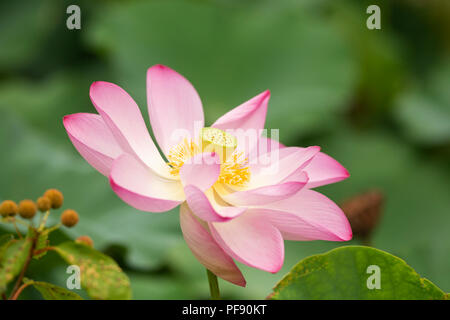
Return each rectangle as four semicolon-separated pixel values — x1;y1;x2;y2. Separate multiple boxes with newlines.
43;189;64;209
0;200;18;217
76;235;93;247
37;197;52;212
18;200;37;219
61;209;79;228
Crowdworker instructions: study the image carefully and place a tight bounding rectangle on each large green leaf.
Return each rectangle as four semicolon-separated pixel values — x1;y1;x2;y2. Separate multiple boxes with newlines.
0;237;33;292
54;241;131;300
270;246;447;300
24;278;83;300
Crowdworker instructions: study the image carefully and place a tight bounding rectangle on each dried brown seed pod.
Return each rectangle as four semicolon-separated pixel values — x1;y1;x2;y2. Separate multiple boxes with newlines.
340;190;384;241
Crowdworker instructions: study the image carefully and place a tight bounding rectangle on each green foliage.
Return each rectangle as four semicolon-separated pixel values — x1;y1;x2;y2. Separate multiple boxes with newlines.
393;59;450;145
87;0;357;143
0;0;449;299
0;1;56;70
0;237;32;292
270;246;447;300
33;230;50;260
0;234;14;258
24;278;83;300
54;242;131;300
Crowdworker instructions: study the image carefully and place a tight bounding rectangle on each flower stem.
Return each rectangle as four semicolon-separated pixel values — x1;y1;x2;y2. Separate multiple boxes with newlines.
206;269;220;300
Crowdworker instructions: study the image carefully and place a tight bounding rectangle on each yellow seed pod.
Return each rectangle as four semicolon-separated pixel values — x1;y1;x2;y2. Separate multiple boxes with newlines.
43;189;64;209
0;200;18;217
61;209;79;228
37;196;52;212
200;127;237;162
18;200;37;219
76;235;94;248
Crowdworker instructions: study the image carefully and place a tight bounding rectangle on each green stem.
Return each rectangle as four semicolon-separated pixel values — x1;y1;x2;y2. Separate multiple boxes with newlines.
206;269;221;300
38;210;50;232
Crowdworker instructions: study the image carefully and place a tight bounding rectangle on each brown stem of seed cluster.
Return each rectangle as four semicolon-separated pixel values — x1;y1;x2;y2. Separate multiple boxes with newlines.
9;282;32;300
8;232;38;300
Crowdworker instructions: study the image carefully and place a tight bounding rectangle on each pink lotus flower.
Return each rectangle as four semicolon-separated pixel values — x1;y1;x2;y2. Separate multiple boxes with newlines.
63;65;352;287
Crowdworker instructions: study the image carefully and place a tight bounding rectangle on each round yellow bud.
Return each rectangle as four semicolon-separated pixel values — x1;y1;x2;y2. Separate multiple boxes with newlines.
61;209;79;227
18;200;37;219
37;196;52;212
76;235;94;247
0;200;18;217
43;189;64;209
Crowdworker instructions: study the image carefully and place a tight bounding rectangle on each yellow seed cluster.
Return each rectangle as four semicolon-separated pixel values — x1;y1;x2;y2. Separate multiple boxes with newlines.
202;127;236;146
167;137;250;187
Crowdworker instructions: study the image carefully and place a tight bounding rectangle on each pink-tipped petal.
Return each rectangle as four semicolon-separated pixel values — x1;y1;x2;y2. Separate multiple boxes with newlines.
210;213;284;273
63;113;122;176
147;65;204;155
248;146;320;188
221;176;308;206
259;189;352;241
184;186;245;222
213;90;270;132
179;153;220;192
248;136;285;163
213;91;270;155
180;203;246;287
302;151;350;188
109;154;184;212
89;81;170;178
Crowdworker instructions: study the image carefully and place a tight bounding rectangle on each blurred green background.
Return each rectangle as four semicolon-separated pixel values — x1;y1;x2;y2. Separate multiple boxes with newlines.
0;0;449;299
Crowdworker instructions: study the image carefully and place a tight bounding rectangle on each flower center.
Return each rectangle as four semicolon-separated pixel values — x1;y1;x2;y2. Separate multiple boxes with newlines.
167;128;250;187
200;127;237;162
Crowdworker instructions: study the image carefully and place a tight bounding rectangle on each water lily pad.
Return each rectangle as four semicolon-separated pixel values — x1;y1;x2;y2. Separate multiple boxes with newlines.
270;246;447;300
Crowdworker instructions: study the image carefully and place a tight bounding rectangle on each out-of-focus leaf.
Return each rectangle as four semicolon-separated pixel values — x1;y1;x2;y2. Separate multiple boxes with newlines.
87;0;357;143
0;237;32;292
0;234;14;258
393;60;450;145
0;1;56;70
314;127;450;291
24;278;83;300
270;246;447;300
331;1;405;115
54;241;131;300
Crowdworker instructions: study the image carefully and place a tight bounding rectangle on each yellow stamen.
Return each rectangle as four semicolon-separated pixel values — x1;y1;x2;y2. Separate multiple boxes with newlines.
218;152;250;187
167;138;201;176
166;134;250;187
